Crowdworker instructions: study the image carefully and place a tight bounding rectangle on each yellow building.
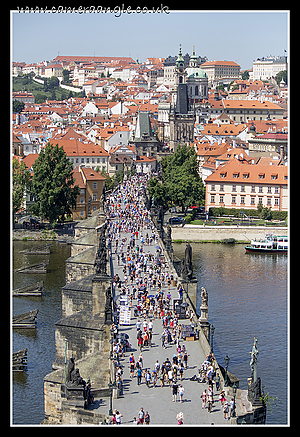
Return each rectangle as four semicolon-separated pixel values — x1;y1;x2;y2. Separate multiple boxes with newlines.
72;167;106;220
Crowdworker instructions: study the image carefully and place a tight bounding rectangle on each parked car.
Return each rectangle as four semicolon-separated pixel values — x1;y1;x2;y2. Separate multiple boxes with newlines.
169;216;185;225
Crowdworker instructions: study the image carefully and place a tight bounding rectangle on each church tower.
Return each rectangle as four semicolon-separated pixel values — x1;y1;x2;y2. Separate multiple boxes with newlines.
174;44;187;86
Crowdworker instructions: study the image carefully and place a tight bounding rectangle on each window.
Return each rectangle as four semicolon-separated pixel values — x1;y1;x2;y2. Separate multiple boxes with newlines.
233;173;239;178
219;195;224;203
80;197;84;204
274;198;279;206
211;184;215;191
241;185;245;192
241;196;245;204
210;195;215;203
271;174;278;180
220;184;224;191
220;172;227;178
258;173;265;179
267;186;272;193
232;185;236;192
275;187;279;194
93;194;97;201
251;186;255;193
258;197;263;204
93;182;97;189
267;197;271;205
259;186;263;193
80;189;85;195
243;173;249;179
231;196;236;204
251;197;255;205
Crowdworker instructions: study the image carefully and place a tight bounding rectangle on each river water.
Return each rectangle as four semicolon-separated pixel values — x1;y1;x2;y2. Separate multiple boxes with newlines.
173;242;288;425
12;240;288;425
12;241;71;425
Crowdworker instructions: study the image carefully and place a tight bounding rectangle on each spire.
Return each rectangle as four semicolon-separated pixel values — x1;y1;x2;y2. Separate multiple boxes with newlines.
193;45;195;56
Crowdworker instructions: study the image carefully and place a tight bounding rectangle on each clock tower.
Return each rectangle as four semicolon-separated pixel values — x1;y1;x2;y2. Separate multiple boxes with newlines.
175;44;187;86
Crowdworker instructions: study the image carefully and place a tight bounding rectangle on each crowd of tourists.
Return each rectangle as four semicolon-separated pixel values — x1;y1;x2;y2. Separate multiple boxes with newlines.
103;175;229;425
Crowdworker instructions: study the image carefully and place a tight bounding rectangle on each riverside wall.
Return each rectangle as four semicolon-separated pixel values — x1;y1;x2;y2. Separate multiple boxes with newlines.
171;225;288;243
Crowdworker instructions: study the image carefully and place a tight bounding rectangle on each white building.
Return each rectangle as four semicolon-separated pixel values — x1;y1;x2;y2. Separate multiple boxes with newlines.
252;56;287;81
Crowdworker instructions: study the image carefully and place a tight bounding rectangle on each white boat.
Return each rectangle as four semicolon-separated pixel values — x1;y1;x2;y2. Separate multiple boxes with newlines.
245;233;288;253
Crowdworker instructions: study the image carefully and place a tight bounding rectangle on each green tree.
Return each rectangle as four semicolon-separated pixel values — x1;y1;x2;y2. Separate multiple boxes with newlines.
150;144;205;214
62;69;70;84
242;70;250;80
12;158;31;217
275;70;287;86
12;100;25;113
30;143;79;226
148;177;169;207
48;76;60;89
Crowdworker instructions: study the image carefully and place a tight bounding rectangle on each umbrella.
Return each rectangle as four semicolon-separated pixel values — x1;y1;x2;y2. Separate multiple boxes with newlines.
154;245;161;250
181;302;189;307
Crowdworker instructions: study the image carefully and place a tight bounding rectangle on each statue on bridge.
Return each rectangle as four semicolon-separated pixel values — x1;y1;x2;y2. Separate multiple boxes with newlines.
94;223;108;276
180;243;193;281
66;357;86;387
249;337;259;383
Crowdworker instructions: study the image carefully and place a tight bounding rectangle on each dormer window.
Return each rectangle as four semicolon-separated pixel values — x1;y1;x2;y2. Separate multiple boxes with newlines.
233;173;239;178
220;172;227;178
271;174;278;180
259;173;265;179
243;173;249;179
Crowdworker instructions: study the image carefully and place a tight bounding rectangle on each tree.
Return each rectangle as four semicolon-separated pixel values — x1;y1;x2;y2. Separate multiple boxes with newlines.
62;69;70;84
275;70;287;86
12;158;31;216
48;76;60;89
13;100;25;113
242;70;250;80
148;177;169;207
150;144;205;214
30;143;80;226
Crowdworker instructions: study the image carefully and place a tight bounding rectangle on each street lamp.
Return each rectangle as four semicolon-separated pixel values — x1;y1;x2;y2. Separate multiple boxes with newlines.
224;354;230;387
108;378;116;415
210;325;215;353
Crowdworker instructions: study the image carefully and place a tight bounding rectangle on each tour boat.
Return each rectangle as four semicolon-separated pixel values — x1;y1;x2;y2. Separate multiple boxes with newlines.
245;233;288;253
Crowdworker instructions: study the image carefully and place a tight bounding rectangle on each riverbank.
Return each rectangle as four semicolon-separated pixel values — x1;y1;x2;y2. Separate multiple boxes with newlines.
12;228;75;243
170;225;288;243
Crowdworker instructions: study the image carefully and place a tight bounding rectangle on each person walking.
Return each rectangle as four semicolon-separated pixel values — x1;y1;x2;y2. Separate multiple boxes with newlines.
202;389;207;409
223;401;230;420
137;407;145;424
183;351;188;369
172;381;179;402
214;372;221;391
178;385;184;403
144;411;151;425
115;410;123;424
137;367;143;386
145;369;151;388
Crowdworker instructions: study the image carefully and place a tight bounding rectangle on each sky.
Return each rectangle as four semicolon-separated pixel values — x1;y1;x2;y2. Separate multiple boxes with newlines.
11;10;289;70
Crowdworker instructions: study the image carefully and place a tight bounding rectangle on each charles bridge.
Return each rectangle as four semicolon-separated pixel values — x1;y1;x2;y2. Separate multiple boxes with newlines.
43;181;266;425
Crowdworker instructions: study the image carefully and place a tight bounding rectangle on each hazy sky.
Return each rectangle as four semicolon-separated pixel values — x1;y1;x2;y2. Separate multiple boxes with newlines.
12;10;289;70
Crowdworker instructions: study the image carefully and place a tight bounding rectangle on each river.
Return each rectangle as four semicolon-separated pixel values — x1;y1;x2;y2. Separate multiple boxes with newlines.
12;240;287;425
173;242;288;425
12;241;71;425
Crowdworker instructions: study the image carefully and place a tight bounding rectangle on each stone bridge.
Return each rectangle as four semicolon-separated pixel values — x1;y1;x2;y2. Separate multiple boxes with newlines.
43;179;266;425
